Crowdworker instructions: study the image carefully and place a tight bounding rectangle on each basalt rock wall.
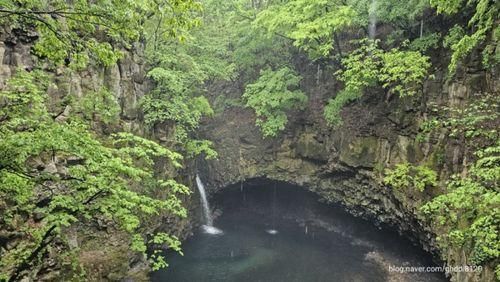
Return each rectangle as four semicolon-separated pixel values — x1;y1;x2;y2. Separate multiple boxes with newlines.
0;27;194;281
198;51;498;282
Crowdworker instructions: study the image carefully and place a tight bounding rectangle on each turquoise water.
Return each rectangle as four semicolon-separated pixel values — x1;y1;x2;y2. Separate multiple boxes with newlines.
151;180;447;282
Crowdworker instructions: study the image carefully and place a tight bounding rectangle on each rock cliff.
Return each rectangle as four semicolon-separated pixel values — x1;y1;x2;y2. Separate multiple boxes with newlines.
198;52;497;281
1;24;497;281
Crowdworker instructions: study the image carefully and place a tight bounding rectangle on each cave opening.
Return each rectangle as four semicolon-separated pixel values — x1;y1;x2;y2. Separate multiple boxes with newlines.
152;178;446;282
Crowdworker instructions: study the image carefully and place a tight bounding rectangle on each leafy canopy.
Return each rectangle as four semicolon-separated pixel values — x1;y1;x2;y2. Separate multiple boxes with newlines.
255;0;358;60
140;12;233;158
0;70;189;280
324;40;431;127
430;0;499;72
243;67;307;137
0;0;202;68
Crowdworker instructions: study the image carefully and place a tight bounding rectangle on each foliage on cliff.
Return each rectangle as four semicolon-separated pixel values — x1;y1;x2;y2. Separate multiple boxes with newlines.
324;40;431;127
0;0;201;68
430;0;499;72
0;70;190;281
243;67;307;137
419;94;500;278
0;0;203;281
384;163;437;192
193;0;499;276
384;93;500;278
192;0;497;133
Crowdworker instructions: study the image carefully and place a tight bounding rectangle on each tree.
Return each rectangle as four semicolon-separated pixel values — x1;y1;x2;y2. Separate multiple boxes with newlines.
0;1;206;280
140;1;236;159
243;67;307;137
430;0;499;72
324;40;431;127
255;0;359;60
0;71;190;280
0;0;201;68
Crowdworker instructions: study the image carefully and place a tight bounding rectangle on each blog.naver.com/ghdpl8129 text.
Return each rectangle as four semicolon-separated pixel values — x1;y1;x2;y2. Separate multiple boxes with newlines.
388;265;483;274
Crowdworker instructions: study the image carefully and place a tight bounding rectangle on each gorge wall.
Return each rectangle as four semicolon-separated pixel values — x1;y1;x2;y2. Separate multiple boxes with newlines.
0;27;195;281
198;53;497;281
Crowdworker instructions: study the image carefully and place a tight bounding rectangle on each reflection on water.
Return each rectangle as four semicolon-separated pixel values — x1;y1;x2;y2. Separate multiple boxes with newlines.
151;180;447;282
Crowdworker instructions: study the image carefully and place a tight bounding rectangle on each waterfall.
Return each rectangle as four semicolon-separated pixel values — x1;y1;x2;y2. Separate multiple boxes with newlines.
368;0;377;39
266;183;278;235
196;174;213;225
195;174;223;235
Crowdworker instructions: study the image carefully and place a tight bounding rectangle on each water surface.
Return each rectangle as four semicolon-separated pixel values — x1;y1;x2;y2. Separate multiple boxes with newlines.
151;180;447;282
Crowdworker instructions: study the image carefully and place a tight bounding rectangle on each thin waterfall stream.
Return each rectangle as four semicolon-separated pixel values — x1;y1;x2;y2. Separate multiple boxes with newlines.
265;182;278;235
369;0;377;39
195;174;223;235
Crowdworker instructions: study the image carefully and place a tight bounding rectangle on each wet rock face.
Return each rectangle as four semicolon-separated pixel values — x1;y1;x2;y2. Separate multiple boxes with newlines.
0;27;150;130
0;28;181;281
200;104;433;247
